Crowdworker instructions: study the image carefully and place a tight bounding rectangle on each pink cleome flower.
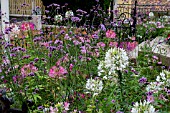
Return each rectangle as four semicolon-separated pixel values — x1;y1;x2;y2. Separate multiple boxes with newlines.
63;102;70;111
109;42;118;47
119;41;138;51
97;42;106;48
106;29;116;38
39;42;50;48
21;22;34;31
21;64;38;77
49;66;67;79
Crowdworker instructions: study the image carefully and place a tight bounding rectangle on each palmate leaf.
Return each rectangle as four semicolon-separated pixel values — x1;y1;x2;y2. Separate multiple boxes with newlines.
33;94;42;103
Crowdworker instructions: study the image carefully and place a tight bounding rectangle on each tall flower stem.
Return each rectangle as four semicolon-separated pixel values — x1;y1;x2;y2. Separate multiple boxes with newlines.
117;70;123;110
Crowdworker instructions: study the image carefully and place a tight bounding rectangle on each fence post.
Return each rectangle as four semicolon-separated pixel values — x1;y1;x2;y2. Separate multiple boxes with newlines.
32;0;36;14
32;7;42;30
132;0;137;36
1;0;10;42
114;0;118;18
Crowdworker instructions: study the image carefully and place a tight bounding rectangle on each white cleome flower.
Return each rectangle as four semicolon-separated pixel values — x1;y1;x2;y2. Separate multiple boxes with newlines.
131;100;157;113
104;47;129;75
97;47;128;82
146;70;170;94
85;78;103;96
149;12;154;17
146;82;164;93
65;10;74;18
156;70;170;86
98;60;106;77
55;14;62;22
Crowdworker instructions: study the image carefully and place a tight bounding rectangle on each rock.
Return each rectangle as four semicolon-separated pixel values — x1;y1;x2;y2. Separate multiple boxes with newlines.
129;36;170;66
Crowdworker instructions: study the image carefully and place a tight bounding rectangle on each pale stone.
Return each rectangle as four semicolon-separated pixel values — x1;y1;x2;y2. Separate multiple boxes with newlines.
32;15;42;30
130;36;170;65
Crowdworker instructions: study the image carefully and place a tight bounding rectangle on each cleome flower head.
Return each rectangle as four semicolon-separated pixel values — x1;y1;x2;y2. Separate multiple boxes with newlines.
104;47;129;75
97;60;118;82
21;64;38;77
146;70;170;94
106;29;116;38
146;82;163;93
48;66;67;79
131;100;157;113
156;70;170;86
65;10;74;18
55;14;62;22
85;78;103;96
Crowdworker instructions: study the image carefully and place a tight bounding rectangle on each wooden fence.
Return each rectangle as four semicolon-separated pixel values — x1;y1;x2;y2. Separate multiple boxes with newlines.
9;0;45;16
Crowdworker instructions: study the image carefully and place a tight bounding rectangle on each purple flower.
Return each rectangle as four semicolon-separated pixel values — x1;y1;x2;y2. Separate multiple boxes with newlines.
60;30;65;34
139;77;147;84
80;46;87;54
45;10;50;13
111;99;115;103
157;61;162;65
152;55;158;60
48;53;52;57
104;98;107;101
162;66;166;69
100;24;106;31
147;95;154;103
124;70;128;73
21;48;26;52
37;106;44;110
48;46;57;52
146;91;153;96
116;111;124;113
11;47;18;52
71;17;80;22
34;58;39;62
92;33;99;39
10;53;17;57
131;69;138;75
33;36;42;42
167;90;170;95
22;55;31;59
159;94;167;101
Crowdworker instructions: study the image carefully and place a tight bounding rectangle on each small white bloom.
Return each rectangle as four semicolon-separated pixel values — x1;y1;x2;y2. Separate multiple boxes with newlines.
156;76;160;82
146;82;163;93
156;70;170;86
55;14;62;22
160;72;166;80
131;100;157;113
149;12;154;17
43;108;50;113
98;60;106;77
65;10;74;18
97;47;128;83
104;47;129;73
85;78;103;96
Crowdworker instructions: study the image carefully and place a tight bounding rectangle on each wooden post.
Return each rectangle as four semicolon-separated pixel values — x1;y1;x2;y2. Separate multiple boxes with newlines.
113;0;118;18
1;0;10;42
32;0;36;14
114;0;118;10
32;0;42;30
